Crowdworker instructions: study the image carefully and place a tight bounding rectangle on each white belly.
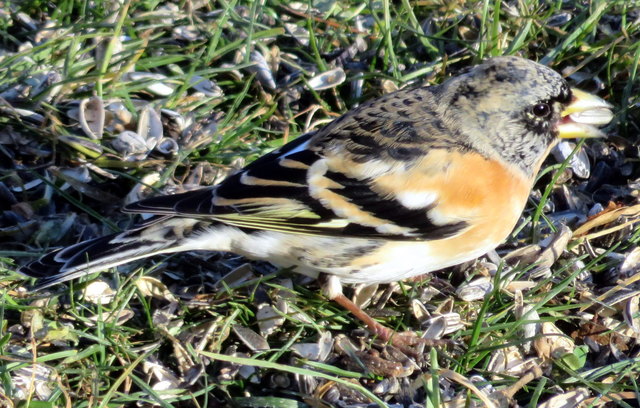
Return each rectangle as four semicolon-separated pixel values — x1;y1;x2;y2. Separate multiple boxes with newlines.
188;227;499;284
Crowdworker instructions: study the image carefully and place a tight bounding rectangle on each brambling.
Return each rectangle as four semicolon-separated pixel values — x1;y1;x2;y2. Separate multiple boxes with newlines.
20;56;613;345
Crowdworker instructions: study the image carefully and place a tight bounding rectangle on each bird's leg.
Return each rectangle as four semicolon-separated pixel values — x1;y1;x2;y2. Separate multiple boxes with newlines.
331;292;397;341
322;275;446;350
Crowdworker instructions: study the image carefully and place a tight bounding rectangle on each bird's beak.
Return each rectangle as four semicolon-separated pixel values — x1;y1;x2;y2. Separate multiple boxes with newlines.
557;88;613;139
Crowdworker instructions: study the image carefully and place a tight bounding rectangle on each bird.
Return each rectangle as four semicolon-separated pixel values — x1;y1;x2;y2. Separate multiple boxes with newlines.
20;56;613;346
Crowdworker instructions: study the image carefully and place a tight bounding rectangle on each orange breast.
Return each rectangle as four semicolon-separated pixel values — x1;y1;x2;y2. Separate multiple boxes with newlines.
373;150;533;258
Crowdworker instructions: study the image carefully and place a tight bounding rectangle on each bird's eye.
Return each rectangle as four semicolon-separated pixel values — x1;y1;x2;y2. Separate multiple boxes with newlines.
532;103;551;118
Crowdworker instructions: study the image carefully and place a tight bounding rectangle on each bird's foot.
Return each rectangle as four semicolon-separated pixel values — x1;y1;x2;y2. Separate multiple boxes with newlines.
331;292;451;356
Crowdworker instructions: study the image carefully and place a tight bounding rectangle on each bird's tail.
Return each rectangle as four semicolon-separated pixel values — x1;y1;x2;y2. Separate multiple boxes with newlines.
19;217;217;289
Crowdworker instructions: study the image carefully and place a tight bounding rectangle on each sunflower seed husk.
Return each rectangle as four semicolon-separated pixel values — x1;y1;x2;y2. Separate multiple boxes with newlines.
307;68;346;91
137;105;163;150
11;364;55;400
291;332;333;361
552;141;590;179
123;72;175;96
81;280;116;305
112;130;149;160
156;137;179;155
232;325;270;351
256;303;284;337
353;283;378;309
534;322;575;360
537;389;589;408
189;76;223;97
456;277;493;301
246;50;276;91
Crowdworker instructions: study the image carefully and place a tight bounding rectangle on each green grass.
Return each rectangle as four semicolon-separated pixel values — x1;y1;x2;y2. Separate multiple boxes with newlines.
0;0;639;406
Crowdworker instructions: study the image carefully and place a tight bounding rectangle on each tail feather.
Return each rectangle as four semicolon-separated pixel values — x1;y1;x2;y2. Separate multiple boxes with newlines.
19;217;208;289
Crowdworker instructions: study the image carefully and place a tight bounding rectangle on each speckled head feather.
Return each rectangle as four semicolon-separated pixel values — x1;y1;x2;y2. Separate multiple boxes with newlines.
436;56;572;174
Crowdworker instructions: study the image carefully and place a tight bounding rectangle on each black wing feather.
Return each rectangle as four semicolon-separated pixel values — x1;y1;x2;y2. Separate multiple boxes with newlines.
123;126;467;240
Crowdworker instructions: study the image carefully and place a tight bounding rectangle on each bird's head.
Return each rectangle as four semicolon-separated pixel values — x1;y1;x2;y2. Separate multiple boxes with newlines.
441;56;613;174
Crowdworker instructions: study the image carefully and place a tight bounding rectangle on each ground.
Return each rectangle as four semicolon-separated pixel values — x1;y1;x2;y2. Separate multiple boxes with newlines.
0;1;639;407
